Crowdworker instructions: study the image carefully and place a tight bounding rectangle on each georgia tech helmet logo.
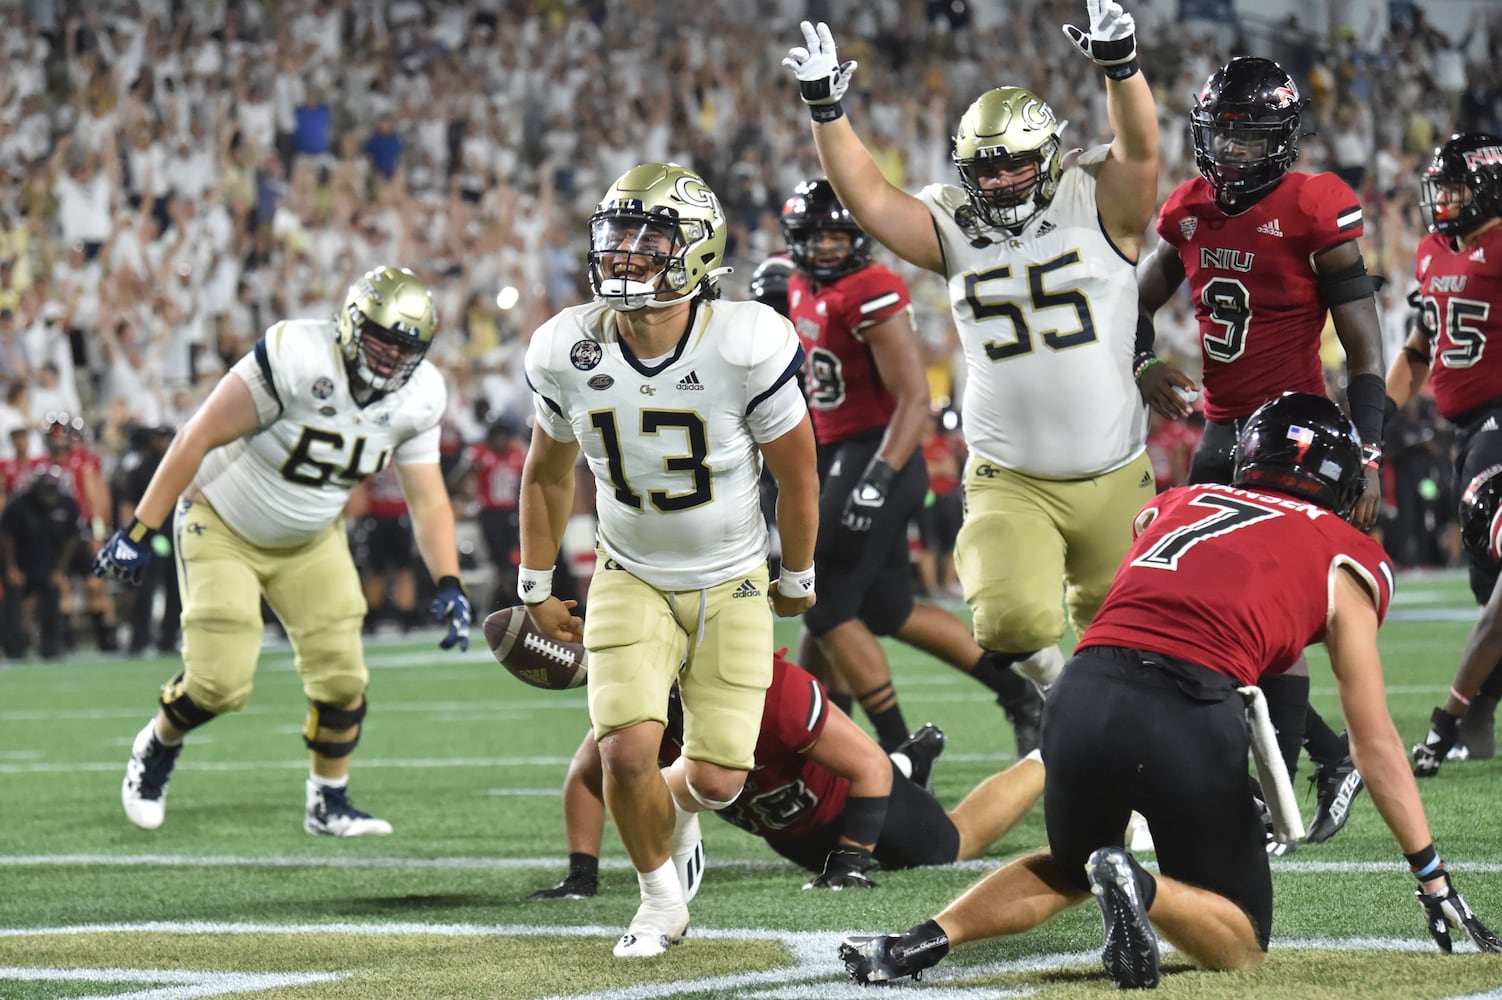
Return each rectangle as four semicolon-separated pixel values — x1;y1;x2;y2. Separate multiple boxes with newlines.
1021;99;1055;130
674;175;723;220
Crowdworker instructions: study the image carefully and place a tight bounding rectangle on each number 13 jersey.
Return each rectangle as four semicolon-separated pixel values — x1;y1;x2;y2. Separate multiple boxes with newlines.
921;145;1146;479
525;298;806;591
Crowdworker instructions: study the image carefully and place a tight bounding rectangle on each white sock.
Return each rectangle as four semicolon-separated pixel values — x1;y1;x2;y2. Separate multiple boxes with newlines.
637;858;683;908
308;772;348;790
671;798;702;851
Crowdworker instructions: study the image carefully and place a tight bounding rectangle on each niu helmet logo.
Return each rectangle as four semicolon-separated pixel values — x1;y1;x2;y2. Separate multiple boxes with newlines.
1270;85;1299;109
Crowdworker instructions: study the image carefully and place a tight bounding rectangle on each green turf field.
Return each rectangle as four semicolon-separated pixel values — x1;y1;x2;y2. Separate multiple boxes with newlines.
1;571;1500;998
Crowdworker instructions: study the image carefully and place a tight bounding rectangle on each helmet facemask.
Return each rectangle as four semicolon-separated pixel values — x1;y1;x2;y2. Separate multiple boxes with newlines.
1191;58;1304;214
1419;136;1502;238
588;208;695;312
337;266;436;397
779;179;871;282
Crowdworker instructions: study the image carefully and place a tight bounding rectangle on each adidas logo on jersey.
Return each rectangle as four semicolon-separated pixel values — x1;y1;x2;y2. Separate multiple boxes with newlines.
1036;220;1056;236
1256;218;1285;237
1483;417;1499;433
731;579;761;599
1471;247;1487;263
676;371;705;391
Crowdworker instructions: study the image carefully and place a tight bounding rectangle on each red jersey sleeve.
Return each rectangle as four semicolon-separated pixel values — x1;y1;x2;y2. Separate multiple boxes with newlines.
1295;172;1364;259
763;651;829;755
1154;182;1193;248
833;264;911;340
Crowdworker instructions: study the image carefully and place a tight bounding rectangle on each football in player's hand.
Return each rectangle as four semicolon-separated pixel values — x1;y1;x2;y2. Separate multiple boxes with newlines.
483;606;587;690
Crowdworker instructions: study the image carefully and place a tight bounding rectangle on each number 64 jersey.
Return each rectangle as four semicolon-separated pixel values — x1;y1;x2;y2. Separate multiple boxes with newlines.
1080;483;1394;686
525;298;807;591
195;318;445;549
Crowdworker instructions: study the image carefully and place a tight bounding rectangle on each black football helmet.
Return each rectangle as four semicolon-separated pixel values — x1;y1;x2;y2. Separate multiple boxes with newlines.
1191;57;1305;213
1419;133;1502;239
1460;464;1502;565
779;179;870;282
1232;392;1365;518
749;255;795;318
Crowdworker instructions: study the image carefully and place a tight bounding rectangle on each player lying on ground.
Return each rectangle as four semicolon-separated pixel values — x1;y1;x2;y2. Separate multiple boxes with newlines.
529;649;1043;898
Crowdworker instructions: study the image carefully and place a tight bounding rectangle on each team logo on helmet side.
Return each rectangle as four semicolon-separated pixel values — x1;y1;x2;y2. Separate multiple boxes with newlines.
1461;464;1502;564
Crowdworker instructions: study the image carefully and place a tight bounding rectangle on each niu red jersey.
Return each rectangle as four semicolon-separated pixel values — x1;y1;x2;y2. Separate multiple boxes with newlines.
660;652;848;840
1080;483;1393;686
1146;419;1202;491
54;446;101;521
363;462;408;518
469;441;526;511
1413;225;1502;422
1157;172;1364;423
788;263;911;445
922;431;962;495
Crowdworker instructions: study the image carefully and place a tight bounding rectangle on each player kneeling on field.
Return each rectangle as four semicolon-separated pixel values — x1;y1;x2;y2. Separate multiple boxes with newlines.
838;393;1500;989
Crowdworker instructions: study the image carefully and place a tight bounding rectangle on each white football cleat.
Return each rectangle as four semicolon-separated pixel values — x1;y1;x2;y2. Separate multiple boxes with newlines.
122;720;181;830
1016;646;1064;689
304;779;393;837
613;899;690;958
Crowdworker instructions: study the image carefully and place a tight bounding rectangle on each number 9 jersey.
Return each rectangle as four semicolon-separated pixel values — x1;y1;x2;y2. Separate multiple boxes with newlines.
525;298;806;591
196;319;445;548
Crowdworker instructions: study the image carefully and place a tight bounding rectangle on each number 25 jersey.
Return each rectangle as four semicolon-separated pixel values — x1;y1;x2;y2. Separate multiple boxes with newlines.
196;319;445;549
525;298;806;591
1412;224;1502;422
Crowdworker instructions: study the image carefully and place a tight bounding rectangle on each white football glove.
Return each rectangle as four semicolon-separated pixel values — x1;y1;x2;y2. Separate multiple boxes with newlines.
783;20;858;120
1062;0;1138;77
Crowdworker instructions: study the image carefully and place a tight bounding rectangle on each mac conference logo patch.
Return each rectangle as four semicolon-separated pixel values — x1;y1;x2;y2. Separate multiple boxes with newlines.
570;340;603;370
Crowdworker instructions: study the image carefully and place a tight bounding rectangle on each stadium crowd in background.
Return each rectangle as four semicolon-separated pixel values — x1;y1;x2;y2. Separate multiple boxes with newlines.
0;0;1499;655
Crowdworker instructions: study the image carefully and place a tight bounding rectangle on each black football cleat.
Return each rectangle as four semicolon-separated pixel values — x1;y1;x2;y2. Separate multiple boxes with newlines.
1305;737;1363;844
839;921;950;985
889;723;946;791
1087;847;1160;989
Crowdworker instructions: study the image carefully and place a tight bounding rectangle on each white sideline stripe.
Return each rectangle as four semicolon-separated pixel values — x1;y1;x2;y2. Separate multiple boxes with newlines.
0;966;346;1000
0;756;575;774
3;854;1498;875
1;698;586;722
0;924;1487;1000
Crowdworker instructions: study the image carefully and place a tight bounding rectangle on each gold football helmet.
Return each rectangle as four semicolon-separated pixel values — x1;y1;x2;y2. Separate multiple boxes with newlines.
952;87;1065;231
337;265;436;394
588;163;730;312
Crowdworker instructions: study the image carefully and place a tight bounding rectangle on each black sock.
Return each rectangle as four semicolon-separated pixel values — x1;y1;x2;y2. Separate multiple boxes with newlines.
568;852;599;882
829;691;854;715
1301;707;1346;766
1259;673;1309;783
1125;851;1158;910
868;704;910;753
970;651;1030;702
1479;662;1502;701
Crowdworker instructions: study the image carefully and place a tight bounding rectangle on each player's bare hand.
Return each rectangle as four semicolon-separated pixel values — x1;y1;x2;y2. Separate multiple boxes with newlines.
769;581;816;617
1136;361;1198;420
1351;465;1381;533
525;597;582;644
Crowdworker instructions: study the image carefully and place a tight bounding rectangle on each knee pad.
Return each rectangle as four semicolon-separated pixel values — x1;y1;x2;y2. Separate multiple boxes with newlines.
303;696;368;758
159;671;218;733
686;778;740;812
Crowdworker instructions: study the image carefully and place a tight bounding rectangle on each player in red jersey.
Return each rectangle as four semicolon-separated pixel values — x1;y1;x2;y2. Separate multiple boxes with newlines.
1389;132;1502;762
781;180;1043;758
1134;57;1387;844
0;425;46;501
44;415;118;651
839;394;1501;988
529;649;1044;899
349;460;418;633
451;417;527;609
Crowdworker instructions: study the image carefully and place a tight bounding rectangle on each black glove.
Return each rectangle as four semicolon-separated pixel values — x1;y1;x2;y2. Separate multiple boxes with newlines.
841;458;897;533
1413;707;1461;778
804;847;879;890
1416;870;1502;953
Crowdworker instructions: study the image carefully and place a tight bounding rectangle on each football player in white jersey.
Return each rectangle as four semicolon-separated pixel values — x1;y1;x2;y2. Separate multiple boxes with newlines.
784;1;1158;686
96;266;473;837
519;163;820;958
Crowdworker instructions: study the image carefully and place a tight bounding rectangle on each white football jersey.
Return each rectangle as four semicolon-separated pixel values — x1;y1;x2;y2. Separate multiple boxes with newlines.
920;145;1147;478
196;318;445;548
525;298;806;591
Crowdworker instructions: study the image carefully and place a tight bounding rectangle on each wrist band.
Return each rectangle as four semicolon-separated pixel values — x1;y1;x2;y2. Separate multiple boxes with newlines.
91;517;107;541
1451;686;1473;707
1406;843;1442;878
810;101;844;123
126;518;154;543
436;575;464;595
1104;59;1140;81
1133;357;1163;383
778;564;816;599
517;566;554;605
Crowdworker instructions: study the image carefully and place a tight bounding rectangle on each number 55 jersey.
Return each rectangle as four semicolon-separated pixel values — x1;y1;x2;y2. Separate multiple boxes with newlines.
524;298;806;591
196;319;445;548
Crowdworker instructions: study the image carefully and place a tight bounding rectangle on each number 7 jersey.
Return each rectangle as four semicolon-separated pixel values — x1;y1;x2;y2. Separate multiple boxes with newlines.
525;298;807;591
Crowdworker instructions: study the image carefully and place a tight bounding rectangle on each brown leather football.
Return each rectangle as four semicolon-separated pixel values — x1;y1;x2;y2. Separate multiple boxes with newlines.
482;606;587;690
